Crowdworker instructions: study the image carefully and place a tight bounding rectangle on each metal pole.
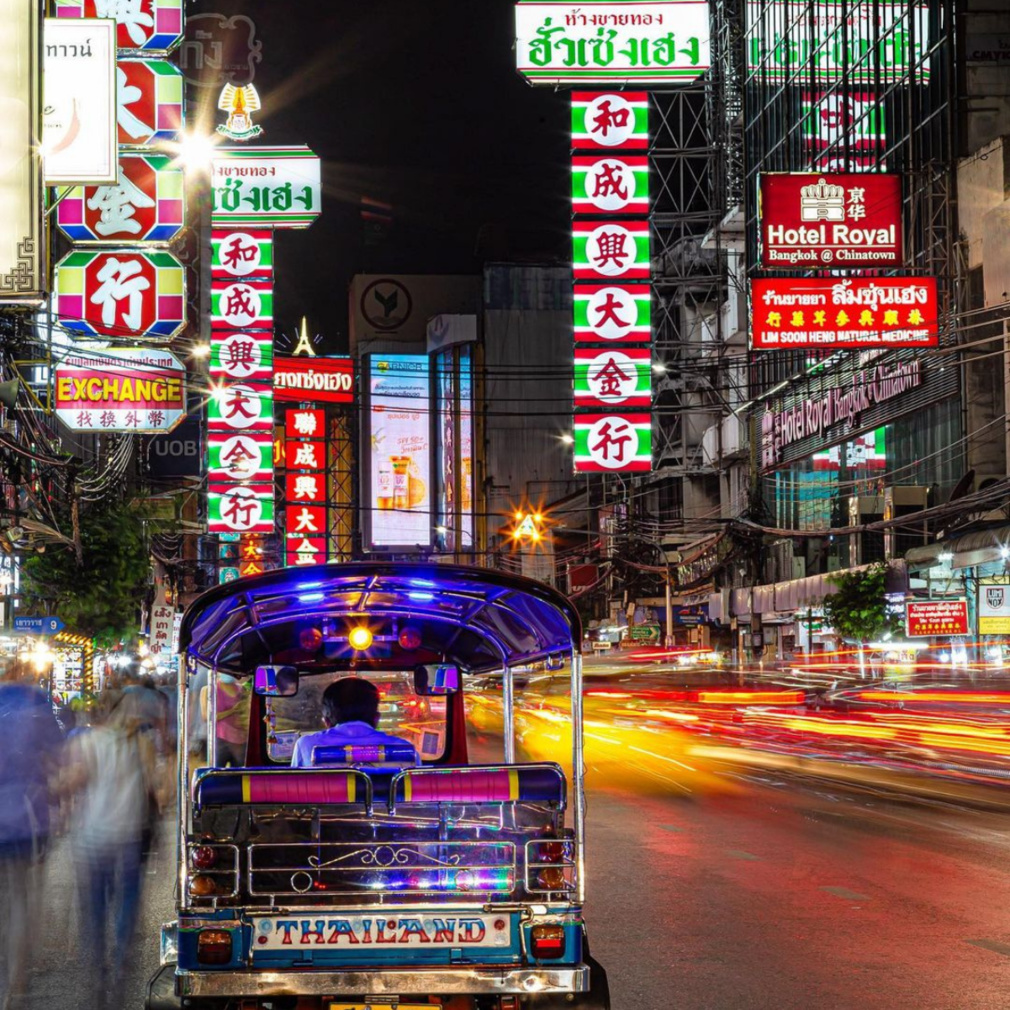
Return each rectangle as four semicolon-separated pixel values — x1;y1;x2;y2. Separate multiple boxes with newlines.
665;568;674;649
571;649;586;905
502;663;515;763
177;657;189;908
207;666;218;767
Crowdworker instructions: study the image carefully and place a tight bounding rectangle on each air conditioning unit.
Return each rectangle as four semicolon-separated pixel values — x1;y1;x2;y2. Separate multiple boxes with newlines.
849;495;885;566
884;486;929;559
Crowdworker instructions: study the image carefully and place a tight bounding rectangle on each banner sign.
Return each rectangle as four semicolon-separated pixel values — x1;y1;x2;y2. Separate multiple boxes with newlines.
572;91;648;149
572;155;649;214
43;19;117;185
274;355;354;404
574;413;651;472
0;0;43;303
56;153;184;243
366;355;432;549
285;408;325;440
211;147;321;228
574;348;651;408
211;228;273;279
574;284;651;343
906;599;969;638
208;382;273;432
116;58;184;148
54;248;185;339
751;277;938;350
54;346;185;432
208;483;275;533
211;278;274;329
515;3;710;84
759;173;901;268
209;332;273;383
207;432;272;481
573;220;650;280
979;579;1010;635
55;0;184;54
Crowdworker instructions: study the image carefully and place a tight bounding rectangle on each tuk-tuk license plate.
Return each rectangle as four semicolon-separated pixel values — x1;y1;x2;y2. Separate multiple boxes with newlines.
330;1005;431;1010
254;914;510;950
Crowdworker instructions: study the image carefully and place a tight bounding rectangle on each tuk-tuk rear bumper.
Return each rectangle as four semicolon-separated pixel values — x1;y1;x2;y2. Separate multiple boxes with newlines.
176;964;590;997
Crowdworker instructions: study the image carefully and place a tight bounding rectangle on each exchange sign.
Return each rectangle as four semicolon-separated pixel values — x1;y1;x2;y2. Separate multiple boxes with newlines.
759;174;902;268
54;346;185;432
515;3;710;84
116;58;183;148
574;348;651;408
751;277;938;350
211;229;273;279
211;147;321;228
55;0;184;54
56;153;184;243
905;599;968;638
571;91;648;150
54;248;185;339
574;284;651;343
572;155;649;214
573;220;650;280
574;413;651;472
978;579;1010;635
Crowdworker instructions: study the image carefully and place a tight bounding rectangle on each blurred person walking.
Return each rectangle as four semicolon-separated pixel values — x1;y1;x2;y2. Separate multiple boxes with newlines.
0;659;64;1009
67;691;158;999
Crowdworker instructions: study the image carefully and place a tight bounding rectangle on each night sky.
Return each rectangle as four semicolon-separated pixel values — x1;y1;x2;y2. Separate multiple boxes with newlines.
191;0;571;351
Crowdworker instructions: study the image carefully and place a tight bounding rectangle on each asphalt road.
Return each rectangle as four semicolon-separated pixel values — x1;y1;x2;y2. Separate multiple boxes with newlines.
8;770;1010;1009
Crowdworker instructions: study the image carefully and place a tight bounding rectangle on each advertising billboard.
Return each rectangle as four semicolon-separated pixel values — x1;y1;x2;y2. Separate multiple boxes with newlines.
43;19;117;186
905;599;969;638
574;413;652;472
515;3;710;85
574;284;651;343
978;579;1010;635
54;346;185;432
571;92;648;150
366;355;432;549
274;355;354;404
0;0;43;304
210;147;321;229
751;277;938;350
759;174;902;268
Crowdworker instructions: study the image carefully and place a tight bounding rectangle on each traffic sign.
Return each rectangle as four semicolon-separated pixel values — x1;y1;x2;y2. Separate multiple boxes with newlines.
13;616;66;635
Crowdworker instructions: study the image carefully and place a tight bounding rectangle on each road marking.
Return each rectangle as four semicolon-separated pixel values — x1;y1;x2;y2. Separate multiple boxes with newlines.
659;824;684;832
966;939;1010;957
821;886;869;901
725;849;759;860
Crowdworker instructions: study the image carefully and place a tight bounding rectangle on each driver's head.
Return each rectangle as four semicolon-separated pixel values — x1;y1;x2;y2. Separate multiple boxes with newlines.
321;677;380;729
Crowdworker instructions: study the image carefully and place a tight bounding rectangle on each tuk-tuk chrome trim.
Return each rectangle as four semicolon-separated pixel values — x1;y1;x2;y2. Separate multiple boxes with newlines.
176;965;591;997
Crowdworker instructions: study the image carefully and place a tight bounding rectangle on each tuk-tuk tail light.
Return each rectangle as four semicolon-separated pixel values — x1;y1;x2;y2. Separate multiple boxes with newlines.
530;925;566;959
197;929;233;965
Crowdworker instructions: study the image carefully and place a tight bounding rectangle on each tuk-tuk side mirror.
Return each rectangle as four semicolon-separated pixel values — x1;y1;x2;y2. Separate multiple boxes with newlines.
254;665;299;697
413;664;460;696
545;653;566;671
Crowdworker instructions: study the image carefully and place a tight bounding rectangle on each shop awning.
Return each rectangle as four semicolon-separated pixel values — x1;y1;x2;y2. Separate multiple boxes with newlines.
728;565;883;617
905;523;1010;571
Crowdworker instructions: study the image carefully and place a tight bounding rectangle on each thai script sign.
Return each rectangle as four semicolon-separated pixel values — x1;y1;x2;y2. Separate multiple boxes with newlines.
211;228;273;279
55;0;184;54
979;579;1010;635
572;155;649;214
906;599;968;638
54;346;185;432
760;359;923;468
574;413;651;472
574;284;651;343
274;355;354;404
574;347;651;408
572;91;648;149
43;20;117;185
116;58;184;148
54;248;185;339
573;219;650;280
56;153;184;243
751;277;937;350
759;174;901;268
0;0;43;304
747;3;930;82
515;2;710;84
211;146;321;228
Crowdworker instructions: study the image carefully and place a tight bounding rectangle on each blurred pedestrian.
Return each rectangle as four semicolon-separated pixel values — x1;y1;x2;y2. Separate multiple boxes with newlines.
0;659;63;1009
67;690;158;999
199;672;249;766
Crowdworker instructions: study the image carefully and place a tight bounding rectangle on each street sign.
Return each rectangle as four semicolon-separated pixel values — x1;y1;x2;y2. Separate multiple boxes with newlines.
13;616;66;635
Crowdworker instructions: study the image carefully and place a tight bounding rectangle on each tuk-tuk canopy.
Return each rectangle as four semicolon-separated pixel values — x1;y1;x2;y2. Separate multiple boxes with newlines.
179;563;582;676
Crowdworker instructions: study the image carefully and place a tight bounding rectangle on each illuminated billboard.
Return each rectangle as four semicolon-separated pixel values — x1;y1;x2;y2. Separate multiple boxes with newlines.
365;355;432;550
751;277;938;350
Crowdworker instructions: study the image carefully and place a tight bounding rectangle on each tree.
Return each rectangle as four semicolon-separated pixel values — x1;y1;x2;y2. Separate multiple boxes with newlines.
823;562;902;647
20;498;154;646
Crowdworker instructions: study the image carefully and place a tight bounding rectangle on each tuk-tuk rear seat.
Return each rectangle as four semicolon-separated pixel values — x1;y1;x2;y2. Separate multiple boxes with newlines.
194;768;370;808
390;763;566;810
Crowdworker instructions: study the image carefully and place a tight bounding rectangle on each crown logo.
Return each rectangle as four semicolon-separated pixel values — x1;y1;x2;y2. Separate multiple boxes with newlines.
217;83;263;142
800;177;845;222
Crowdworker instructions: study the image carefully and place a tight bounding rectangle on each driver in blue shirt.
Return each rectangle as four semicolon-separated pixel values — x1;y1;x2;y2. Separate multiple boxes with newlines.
291;677;416;768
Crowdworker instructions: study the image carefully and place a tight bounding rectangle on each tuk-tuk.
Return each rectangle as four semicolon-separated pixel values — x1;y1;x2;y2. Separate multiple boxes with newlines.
148;562;610;1010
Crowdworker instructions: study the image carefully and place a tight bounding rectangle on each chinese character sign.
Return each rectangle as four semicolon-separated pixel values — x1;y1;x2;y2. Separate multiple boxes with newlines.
574;348;651;408
285;409;325;440
207;433;272;481
211;278;274;329
55;0;184;54
116;58;183;148
574;284;651;343
211;229;273;279
905;600;969;638
210;331;273;383
54;248;185;339
751;277;938;350
207;382;272;432
574;414;651;472
207;482;275;534
573;220;650;280
572;91;648;150
572;155;649;214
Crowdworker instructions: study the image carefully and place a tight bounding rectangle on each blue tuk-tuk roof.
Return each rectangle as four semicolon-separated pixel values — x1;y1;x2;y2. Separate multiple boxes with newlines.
179;562;582;675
